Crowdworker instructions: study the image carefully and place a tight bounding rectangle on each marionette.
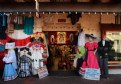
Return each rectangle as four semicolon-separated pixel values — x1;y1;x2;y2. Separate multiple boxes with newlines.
18;47;32;77
5;40;17;70
2;50;18;81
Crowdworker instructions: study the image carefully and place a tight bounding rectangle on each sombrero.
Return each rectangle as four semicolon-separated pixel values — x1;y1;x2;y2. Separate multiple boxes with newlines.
85;34;96;39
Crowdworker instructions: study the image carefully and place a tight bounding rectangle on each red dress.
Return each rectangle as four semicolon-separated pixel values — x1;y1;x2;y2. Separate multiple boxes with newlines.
80;42;100;74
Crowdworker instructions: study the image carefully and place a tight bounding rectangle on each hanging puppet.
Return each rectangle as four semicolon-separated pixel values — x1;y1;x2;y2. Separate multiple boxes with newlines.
18;47;32;77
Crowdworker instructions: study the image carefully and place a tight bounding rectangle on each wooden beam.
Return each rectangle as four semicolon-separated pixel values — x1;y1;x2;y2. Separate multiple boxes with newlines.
0;2;121;12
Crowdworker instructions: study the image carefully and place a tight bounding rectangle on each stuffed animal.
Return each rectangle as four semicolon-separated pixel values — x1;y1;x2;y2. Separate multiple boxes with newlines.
18;47;32;77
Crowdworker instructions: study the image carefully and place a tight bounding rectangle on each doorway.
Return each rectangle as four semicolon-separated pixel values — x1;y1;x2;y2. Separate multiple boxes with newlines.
45;31;78;76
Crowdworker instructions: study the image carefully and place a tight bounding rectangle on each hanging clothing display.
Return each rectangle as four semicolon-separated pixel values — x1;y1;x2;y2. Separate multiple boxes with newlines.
6;14;14;34
0;13;7;39
14;15;24;30
24;16;34;35
2;51;18;81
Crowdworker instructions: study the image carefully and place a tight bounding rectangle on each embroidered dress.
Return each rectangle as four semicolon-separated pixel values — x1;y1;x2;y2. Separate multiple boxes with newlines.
3;55;17;81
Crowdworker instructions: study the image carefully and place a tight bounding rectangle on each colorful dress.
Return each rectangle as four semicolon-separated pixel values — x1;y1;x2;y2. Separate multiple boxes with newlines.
80;42;100;80
30;45;44;75
3;55;18;81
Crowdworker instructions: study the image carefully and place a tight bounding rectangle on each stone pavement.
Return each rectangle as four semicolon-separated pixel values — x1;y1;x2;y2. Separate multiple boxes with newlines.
0;75;121;84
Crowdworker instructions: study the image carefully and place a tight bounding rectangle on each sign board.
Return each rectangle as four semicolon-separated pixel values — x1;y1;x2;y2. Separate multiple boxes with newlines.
37;66;48;79
84;68;100;80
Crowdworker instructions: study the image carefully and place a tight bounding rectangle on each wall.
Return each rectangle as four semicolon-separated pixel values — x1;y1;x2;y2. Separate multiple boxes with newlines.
43;13;101;41
78;13;101;38
8;13;116;41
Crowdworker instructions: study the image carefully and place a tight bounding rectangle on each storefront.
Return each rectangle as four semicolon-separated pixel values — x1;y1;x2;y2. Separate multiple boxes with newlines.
0;1;121;79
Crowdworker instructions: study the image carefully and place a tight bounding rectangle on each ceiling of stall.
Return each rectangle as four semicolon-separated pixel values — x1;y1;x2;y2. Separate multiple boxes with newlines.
0;0;121;3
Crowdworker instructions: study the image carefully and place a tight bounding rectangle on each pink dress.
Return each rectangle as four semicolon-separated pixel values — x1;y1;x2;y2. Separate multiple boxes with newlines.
80;42;100;74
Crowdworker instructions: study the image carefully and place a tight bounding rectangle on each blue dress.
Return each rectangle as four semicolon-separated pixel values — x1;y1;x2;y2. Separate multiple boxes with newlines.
3;56;18;81
3;63;18;81
24;16;34;35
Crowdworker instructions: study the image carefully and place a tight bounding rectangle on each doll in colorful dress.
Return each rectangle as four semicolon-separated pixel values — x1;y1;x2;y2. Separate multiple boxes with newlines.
2;50;18;81
30;43;44;75
5;41;17;70
79;34;100;80
18;47;32;77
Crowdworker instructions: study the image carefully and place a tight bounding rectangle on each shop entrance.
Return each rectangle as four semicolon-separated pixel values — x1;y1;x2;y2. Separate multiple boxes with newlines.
47;45;77;76
45;31;77;76
47;45;75;71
